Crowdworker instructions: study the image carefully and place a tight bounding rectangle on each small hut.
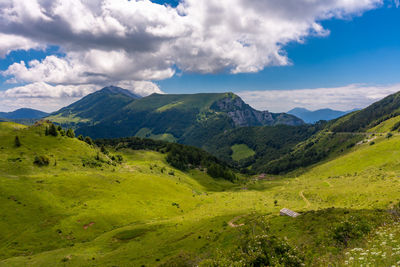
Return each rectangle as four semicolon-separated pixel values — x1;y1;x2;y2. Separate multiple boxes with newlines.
280;208;300;218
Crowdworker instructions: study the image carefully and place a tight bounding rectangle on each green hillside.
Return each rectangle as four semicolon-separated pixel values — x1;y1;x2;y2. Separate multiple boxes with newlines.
47;86;139;128
64;91;303;142
1;116;400;266
330;90;400;132
203;124;323;173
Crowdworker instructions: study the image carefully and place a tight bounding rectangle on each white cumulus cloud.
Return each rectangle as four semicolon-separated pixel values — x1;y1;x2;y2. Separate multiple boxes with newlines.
0;0;385;110
0;0;383;84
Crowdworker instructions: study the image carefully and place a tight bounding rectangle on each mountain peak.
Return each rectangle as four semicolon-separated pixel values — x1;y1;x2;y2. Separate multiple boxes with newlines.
100;86;141;99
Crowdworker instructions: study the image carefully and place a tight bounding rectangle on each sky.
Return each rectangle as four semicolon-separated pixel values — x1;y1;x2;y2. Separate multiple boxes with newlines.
0;0;399;112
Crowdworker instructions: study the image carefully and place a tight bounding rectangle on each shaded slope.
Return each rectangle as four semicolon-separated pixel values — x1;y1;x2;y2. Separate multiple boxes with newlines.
47;86;140;127
203;124;323;172
76;92;303;141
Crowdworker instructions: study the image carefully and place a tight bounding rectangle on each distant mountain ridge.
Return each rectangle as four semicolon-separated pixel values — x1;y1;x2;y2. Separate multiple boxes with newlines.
0;108;48;119
288;107;355;123
47;87;304;147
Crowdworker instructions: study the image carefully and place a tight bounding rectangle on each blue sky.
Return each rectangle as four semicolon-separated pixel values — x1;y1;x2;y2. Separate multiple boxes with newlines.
157;4;400;93
0;0;399;112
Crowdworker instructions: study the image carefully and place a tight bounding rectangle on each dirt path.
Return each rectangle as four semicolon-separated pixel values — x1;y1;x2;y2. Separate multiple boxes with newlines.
228;215;245;228
299;190;311;208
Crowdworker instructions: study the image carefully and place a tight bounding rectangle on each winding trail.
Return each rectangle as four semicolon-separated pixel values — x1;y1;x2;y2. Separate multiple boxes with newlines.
228;215;245;228
299;190;311;208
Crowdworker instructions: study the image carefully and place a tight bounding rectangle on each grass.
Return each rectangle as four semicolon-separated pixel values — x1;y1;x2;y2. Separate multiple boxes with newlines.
156;101;184;112
368;115;400;133
231;144;255;161
135;127;177;142
46;113;90;124
1;120;400;266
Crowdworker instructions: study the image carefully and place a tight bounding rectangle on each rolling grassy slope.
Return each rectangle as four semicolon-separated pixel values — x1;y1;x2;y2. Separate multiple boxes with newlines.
1;120;400;266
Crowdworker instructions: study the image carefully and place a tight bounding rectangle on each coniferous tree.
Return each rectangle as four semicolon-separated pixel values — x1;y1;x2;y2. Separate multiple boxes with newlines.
48;124;58;136
45;126;49;136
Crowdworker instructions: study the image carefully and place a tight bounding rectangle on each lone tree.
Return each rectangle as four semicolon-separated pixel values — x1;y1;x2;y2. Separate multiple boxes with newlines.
66;128;75;138
48;124;58;137
14;136;21;147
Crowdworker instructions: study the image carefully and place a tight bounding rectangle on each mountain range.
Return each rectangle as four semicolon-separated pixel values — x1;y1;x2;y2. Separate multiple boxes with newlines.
47;86;304;145
0;108;48;119
288;107;356;123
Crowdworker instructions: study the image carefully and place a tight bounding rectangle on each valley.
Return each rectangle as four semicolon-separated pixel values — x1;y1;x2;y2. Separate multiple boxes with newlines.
1;98;400;265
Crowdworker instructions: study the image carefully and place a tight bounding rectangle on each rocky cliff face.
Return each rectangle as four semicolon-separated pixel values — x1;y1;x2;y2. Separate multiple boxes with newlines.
211;95;303;127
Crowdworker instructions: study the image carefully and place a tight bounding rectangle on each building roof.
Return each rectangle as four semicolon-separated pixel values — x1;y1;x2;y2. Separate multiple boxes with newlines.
280;208;300;218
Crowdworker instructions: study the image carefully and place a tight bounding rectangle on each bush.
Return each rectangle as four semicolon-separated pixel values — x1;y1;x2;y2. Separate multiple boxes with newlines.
14;136;21;147
34;155;50;166
332;218;371;246
201;216;304;266
100;145;109;155
84;136;94;145
77;135;84;141
387;132;393;139
66;129;75;138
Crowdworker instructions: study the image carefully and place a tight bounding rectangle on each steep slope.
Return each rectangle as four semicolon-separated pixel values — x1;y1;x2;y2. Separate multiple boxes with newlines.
203;124;323;172
76;92;303;143
47;86;140;128
288;107;353;123
0;108;48;119
330;90;400;132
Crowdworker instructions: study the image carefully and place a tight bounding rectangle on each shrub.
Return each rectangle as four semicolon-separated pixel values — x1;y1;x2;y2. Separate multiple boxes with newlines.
82;159;102;168
34;155;50;166
77;135;84;141
201;217;304;266
66;129;75;138
387;132;393;139
14;136;21;147
100;145;109;155
332;218;371;246
369;141;375;146
84;136;94;145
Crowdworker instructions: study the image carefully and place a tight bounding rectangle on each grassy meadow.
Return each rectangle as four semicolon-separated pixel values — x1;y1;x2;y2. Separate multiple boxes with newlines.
1;120;400;266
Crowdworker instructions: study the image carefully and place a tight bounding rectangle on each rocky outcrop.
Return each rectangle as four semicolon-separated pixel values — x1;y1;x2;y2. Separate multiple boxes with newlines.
211;94;304;127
